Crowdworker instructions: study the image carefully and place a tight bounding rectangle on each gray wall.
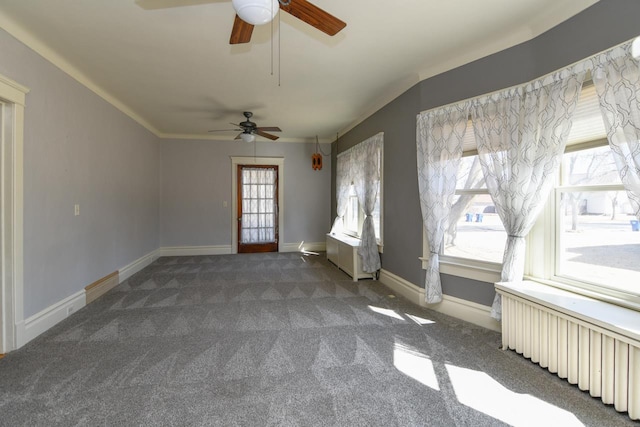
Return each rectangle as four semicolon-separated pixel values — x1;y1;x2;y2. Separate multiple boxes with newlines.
161;139;331;248
0;30;160;318
335;0;640;306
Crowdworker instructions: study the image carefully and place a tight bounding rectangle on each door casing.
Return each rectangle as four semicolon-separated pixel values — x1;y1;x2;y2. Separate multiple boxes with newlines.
230;157;284;254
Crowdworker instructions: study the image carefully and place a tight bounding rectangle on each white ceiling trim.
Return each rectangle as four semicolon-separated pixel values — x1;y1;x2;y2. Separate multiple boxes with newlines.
0;9;162;138
159;132;333;143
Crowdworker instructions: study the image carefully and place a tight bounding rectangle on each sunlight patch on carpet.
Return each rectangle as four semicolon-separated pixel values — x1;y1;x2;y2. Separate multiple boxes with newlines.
446;364;584;427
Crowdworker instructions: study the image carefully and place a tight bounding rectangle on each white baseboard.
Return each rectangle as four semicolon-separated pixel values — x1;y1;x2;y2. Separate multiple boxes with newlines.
379;268;500;332
280;241;326;253
119;249;160;282
157;243;325;257
159;245;232;257
17;290;86;347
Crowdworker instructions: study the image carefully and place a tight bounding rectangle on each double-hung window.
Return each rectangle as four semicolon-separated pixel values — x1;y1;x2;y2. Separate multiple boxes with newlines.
337;136;384;247
528;84;640;307
343;184;363;236
444;152;507;265
426;120;506;282
424;82;640;309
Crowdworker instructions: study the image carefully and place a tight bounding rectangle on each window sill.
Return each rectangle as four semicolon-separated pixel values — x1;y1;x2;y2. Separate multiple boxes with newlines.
496;280;640;343
419;255;502;283
523;275;640;314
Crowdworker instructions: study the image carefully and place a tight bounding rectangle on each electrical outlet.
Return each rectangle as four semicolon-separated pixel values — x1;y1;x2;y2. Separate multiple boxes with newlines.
67;306;74;316
223;201;228;208
74;204;80;216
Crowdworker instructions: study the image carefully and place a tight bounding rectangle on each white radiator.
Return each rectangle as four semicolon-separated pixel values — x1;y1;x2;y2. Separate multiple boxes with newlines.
497;281;640;421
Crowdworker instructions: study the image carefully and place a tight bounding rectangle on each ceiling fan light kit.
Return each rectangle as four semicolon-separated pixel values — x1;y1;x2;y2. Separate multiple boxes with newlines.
231;0;279;25
240;132;256;143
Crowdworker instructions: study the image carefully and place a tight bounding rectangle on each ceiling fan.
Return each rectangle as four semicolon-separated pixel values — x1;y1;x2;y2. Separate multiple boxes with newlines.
209;111;282;142
136;0;346;44
230;0;346;44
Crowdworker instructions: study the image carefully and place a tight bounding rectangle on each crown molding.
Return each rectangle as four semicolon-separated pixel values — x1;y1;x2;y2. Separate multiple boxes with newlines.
0;9;162;138
158;132;334;144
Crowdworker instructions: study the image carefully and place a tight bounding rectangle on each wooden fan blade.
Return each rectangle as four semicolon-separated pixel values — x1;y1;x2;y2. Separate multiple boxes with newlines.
280;0;346;36
256;130;279;141
256;126;282;132
234;133;243;140
230;15;254;44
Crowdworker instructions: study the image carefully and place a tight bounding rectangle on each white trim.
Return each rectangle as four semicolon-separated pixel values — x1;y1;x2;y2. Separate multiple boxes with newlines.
379;269;425;304
230;157;285;254
0;72;28;353
379;268;500;332
160;245;232;257
428;293;501;332
280;242;326;253
118;249;160;283
0;75;29;106
17;290;85;348
439;259;502;284
158;133;331;144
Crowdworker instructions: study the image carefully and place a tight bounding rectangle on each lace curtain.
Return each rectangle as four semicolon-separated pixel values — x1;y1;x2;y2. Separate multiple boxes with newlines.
352;133;383;273
592;42;640;220
331;150;353;233
471;71;585;319
416;104;469;303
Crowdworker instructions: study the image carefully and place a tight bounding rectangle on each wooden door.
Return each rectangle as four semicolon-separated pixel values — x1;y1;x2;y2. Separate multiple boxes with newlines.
237;165;279;253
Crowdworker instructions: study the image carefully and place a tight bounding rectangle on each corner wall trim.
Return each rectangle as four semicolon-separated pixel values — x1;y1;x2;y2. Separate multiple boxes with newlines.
159;245;232;257
18;290;86;347
379;268;500;332
119;249;160;283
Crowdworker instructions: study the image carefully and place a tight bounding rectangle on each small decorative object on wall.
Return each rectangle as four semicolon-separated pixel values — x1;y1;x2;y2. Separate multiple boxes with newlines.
312;153;322;170
312;135;330;171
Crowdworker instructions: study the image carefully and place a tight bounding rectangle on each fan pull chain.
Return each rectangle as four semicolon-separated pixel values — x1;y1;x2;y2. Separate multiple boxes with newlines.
270;1;274;76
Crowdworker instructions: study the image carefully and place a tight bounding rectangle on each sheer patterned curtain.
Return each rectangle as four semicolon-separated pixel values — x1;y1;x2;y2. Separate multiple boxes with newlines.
471;71;585;319
331;150;353;233
592;41;640;220
416;104;469;303
352;133;383;273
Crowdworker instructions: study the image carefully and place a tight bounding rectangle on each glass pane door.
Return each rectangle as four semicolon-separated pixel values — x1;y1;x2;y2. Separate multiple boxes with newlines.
237;165;279;253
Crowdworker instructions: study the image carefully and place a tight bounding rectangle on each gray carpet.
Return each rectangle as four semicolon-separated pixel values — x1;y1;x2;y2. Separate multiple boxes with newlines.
0;253;634;426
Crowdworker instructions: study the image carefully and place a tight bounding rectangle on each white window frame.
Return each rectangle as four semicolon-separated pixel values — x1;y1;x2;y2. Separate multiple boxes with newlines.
423;137;640;310
421;149;503;283
526;140;640;311
335;140;384;252
342;184;364;238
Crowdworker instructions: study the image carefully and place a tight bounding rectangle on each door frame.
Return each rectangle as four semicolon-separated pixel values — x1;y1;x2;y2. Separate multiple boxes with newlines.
237;164;279;253
230;157;284;254
0;73;28;353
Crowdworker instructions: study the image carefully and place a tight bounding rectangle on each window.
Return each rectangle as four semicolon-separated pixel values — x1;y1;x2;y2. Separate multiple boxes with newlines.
525;81;640;308
342;180;383;244
530;143;640;302
343;184;362;236
423;81;640;307
334;134;384;247
444;154;506;264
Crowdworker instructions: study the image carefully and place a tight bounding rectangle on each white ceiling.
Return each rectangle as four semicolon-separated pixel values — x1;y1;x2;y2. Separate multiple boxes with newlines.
0;0;598;142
